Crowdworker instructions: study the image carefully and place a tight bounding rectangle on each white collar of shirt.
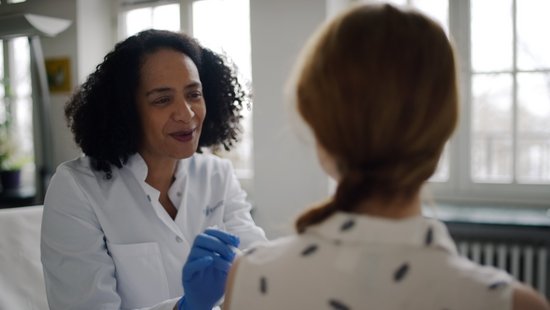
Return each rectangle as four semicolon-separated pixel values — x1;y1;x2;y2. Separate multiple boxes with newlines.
125;153;188;210
124;153;190;238
307;211;458;255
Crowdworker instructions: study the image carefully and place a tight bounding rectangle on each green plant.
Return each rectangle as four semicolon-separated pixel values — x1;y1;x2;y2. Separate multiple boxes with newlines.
0;126;24;171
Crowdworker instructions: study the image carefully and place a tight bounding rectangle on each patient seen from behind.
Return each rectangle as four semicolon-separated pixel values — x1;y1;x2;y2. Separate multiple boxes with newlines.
223;3;550;310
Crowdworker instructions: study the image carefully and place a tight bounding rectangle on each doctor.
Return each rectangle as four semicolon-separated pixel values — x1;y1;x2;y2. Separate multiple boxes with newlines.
41;29;266;310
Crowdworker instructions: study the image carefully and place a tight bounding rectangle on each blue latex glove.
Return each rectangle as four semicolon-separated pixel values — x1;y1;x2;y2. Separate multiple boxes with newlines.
177;228;240;310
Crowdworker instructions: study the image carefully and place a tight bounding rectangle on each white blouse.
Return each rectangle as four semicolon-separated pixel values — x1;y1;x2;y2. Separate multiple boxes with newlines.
41;153;266;310
229;212;514;310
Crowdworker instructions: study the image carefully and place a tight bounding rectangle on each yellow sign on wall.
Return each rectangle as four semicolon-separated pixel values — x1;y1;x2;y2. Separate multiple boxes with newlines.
45;57;71;93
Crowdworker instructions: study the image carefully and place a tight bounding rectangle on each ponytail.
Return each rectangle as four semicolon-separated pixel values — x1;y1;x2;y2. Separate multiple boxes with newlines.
295;166;421;233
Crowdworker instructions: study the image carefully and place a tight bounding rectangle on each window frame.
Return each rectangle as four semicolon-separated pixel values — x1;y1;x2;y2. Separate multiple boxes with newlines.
116;0;181;39
427;0;550;207
355;0;550;206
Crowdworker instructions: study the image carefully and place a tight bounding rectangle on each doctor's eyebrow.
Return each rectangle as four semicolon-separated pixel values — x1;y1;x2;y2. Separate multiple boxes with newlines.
145;82;202;97
145;87;172;97
184;81;202;91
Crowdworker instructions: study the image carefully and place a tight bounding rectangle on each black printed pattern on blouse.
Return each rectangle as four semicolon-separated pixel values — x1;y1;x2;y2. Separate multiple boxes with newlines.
488;281;508;290
243;247;257;256
259;276;267;294
425;226;433;246
329;298;351;310
394;262;410;282
340;218;356;231
250;217;424;308
301;244;319;256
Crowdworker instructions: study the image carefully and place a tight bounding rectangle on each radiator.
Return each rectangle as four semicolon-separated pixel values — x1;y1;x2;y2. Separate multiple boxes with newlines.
456;240;547;296
445;221;550;298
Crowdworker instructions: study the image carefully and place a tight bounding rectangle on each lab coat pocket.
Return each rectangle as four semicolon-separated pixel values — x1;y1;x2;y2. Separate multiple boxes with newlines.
107;241;170;309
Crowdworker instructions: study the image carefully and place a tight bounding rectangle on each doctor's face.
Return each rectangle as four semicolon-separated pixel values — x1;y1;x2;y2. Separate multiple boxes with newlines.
136;48;206;162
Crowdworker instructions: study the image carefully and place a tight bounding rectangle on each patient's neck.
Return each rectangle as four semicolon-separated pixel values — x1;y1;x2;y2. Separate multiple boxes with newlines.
355;193;421;219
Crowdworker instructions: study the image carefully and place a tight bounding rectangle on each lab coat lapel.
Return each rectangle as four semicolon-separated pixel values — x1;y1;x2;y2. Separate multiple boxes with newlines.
173;164;197;239
145;183;185;241
122;157;186;241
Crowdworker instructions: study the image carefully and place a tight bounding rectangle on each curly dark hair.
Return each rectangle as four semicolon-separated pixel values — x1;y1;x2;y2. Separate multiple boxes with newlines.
65;29;248;178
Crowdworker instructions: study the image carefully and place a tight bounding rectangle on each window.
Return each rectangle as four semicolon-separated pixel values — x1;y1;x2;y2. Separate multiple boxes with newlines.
191;0;252;178
0;43;3;96
375;0;550;205
0;37;35;189
385;0;448;32
119;1;180;38
0;0;28;6
118;0;253;179
471;0;550;185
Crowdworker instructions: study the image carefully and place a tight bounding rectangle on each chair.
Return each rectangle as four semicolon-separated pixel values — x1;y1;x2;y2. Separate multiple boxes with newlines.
0;205;48;309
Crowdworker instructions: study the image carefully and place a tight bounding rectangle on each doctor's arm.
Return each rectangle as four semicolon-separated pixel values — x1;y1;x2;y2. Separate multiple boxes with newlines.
220;160;268;248
40;167;179;310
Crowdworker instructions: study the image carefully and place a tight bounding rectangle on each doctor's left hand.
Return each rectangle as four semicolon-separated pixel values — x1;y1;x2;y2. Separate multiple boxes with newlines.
177;228;240;310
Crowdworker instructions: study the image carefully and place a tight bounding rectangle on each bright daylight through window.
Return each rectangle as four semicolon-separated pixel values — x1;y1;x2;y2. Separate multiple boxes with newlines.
385;0;550;205
471;0;550;184
192;0;252;178
122;3;180;37
0;38;34;190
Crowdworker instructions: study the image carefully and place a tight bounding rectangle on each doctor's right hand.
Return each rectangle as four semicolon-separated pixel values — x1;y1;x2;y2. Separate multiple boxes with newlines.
177;229;240;310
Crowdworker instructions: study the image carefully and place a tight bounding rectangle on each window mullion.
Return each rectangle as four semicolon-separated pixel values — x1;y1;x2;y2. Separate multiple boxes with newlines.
180;0;193;35
512;0;518;184
2;40;8;95
448;0;471;196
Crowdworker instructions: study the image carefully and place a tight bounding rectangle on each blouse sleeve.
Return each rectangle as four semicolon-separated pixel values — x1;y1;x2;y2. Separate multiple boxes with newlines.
40;165;179;310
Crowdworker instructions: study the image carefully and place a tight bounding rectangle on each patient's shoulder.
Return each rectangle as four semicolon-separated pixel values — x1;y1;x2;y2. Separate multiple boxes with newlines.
513;283;549;310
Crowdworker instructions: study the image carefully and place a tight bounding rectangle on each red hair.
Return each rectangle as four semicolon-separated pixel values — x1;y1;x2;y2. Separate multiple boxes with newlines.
292;4;459;233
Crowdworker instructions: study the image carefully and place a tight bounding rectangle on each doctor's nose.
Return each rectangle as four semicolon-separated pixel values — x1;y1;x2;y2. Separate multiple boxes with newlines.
173;100;195;123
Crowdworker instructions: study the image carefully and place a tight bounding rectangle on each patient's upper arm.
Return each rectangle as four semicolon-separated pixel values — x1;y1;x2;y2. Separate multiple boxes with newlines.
222;256;242;310
513;282;549;310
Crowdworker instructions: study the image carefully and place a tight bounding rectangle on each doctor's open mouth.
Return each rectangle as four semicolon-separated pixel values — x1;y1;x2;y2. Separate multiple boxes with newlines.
170;128;196;142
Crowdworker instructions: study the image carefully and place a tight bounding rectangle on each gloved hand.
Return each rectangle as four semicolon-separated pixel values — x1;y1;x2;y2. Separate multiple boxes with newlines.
177;228;240;310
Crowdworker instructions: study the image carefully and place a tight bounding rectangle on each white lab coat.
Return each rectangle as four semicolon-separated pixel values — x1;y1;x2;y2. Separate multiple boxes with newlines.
41;153;267;310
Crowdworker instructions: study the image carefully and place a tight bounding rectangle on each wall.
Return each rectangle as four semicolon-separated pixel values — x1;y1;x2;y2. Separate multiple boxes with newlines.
51;0;116;170
76;0;115;84
249;0;332;238
67;0;115;167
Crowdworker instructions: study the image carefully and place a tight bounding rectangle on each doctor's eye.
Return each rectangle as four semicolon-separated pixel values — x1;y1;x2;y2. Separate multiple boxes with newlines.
187;90;203;102
152;96;172;106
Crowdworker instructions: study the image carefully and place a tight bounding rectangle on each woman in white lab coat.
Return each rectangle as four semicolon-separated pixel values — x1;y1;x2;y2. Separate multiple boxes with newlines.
41;29;266;310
